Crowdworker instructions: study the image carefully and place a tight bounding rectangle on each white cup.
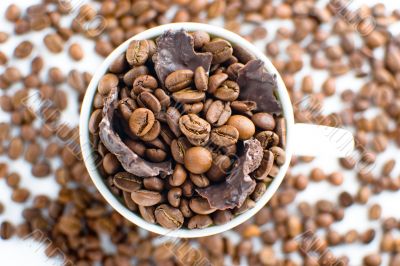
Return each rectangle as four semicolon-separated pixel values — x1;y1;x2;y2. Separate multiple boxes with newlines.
80;23;354;238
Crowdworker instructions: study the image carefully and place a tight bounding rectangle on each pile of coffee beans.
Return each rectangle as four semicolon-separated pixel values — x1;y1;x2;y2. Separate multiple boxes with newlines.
1;0;400;265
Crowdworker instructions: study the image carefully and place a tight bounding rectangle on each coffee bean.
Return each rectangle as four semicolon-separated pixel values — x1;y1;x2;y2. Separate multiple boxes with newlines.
168;188;182;207
213;210;233;225
125;139;146;157
165;69;194;92
131;190;162;206
172;88;205;104
123;65;149;85
5;4;21;22
256;131;279;149
8;137;23;160
227;115;255;140
137;91;161;114
154;88;170;110
194;66;208;91
14;40;33;58
206;100;231;126
171;137;191;164
166;107;181;137
203;39;233;64
188;215;213;229
102;153;120;175
140;120;161;142
98;74;118;95
68;43;84;61
143;177;164;192
192;31;210;49
129;108;155;137
12;188;30;203
123;191;138;211
24;142;42;164
206;154;231;182
208;73;228;94
118;98;137;121
113;172;142;192
233;198;255;215
0;221;15;240
183;102;204;114
252;112;275;130
253;150;274;180
210;125;239;147
226;63;244;80
145;148;167;162
179;114;211;145
189;173;209;188
138;205;156;224
133;75;158;91
155;204;184;229
43;33;64;53
189;197;216;215
270;146;286;166
184;147;212;174
126;40;149;66
89;109;102;134
170;164;187;187
214;80;240;101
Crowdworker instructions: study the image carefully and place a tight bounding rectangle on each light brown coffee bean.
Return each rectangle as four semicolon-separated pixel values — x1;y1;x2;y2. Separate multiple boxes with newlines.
154;88;170;110
188;215;213;229
213;210;233;225
143;177;164;192
24;142;42;164
253;150;274;180
140;120;161;142
210;125;239;147
0;221;15;240
189;173;209;188
126;40;149;66
131;190;162;206
113;172;142;192
43;33;64;53
14;41;33;59
171;137;191;164
123;191;138;211
194;66;208;91
137;91;161;114
208;73;228;94
170;164;187;187
179;114;211;146
123;65;149;85
12;188;30;203
5;4;21;22
172;88;205;104
125;139;146;157
8;137;23;160
155;204;184;229
168;188;182;208
6;172;20;190
192;31;210;49
98;73;118;95
252;112;276;130
31;161;51;177
227;115;255;140
256;131;279;149
214;81;240;101
270;146;286;166
89;109;102;134
133;75;158;91
102;153;120;175
183;102;204;114
184;147;213;174
233;198;255;215
68;43;84;61
139;205;155;223
251;182;267;202
203;39;233;64
165;69;194;92
206;100;231;126
190;197;216;215
129;108;155;137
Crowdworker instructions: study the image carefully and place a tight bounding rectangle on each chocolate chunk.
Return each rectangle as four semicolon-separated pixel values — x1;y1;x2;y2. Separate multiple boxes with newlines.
99;87;173;177
237;59;282;115
153;29;213;87
197;138;263;210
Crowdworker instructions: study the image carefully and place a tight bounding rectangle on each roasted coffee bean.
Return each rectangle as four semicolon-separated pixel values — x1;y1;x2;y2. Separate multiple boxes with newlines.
252;112;276;130
131;190;162;206
189;173;209;188
227;115;255;140
155;204;184;229
253;150;274;180
233;198;255;215
43;33;64;53
125;139;146;157
275;117;286;148
0;221;15;240
256;131;279;149
172;88;205;104
140;120;161;142
206;154;232;182
89;109;102;134
188;215;213;229
137;91;161;114
154;88;170;110
14;40;33;58
24;142;42;164
213;210;234;225
129;108;155;137
170;164;187;187
12;188;30;203
98;73;118;95
203;39;233;64
123;65;149;85
214;81;240;101
194;66;208;91
179;114;211;145
123;191;138;211
102;153;120;175
189;197;216;215
270;146;286;166
8;137;23;160
184;147;213;174
183;102;204;114
68;43;84;61
166;107;181;137
206;100;231;126
165;69;194;92
192;31;210;49
113;172;142;192
233;43;256;63
251;182;267;202
133;75;158;91
208;73;228;94
126;40;149;66
168;188;182;207
145;148;167;162
118;98;137;121
143;177;164;192
179;199;193;218
171;137;191;164
210;125;239;147
226;62;244;80
139;205;156;224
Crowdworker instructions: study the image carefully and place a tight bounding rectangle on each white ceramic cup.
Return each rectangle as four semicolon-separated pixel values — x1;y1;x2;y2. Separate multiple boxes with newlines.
80;23;354;238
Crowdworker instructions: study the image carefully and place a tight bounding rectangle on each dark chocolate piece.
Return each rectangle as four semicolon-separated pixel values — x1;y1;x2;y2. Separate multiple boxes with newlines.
99;87;173;177
153;29;213;87
237;59;282;115
197;139;263;210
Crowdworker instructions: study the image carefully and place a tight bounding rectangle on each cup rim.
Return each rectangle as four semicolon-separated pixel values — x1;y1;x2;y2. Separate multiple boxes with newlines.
79;22;294;238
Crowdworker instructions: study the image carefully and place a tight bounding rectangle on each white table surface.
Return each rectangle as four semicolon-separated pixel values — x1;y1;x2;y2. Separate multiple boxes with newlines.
0;0;399;265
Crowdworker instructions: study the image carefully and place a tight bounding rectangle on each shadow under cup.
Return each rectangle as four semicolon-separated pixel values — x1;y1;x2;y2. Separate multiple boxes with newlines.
79;23;294;238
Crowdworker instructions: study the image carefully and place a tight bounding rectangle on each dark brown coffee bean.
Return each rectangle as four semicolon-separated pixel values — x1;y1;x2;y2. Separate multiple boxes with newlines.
189;173;209;188
131;190;162;206
206;154;232;182
165;69;194;92
256;131;279;149
188;215;213;229
210;125;239;147
179;198;193;218
123;65;149;85
43;33;64;53
203;39;233;64
155;204;184;229
126;40;149;66
6;172;20;188
125;139;146;157
24;142;42;164
226;63;244;80
145;148;167;162
137;91;161;114
168;188;182;207
166;107;181;137
98;73;118;95
194;66;208;91
140;120;161;142
118;98;137;121
129;108;155;137
208;73;228;94
213;210;233;225
227;115;255;140
12;188;30;203
171;137;191;164
233;198;255;215
251;182;267;202
89;109;102;134
189;197;216;215
172;88;205;104
113;172;142;192
179;114;211;145
143;177;164;192
0;221;15;240
192;31;210;49
123;191;138;211
270;146;286;166
139;205;155;224
133;75;158;91
183;102;204;114
206;100;231;126
169;164;187;187
184;147;213;174
252;112;276;131
154;88;170;110
102;153;120;175
253;150;274;180
214;80;239;102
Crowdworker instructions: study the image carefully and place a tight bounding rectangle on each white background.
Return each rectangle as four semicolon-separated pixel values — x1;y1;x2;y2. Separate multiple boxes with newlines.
0;0;400;265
